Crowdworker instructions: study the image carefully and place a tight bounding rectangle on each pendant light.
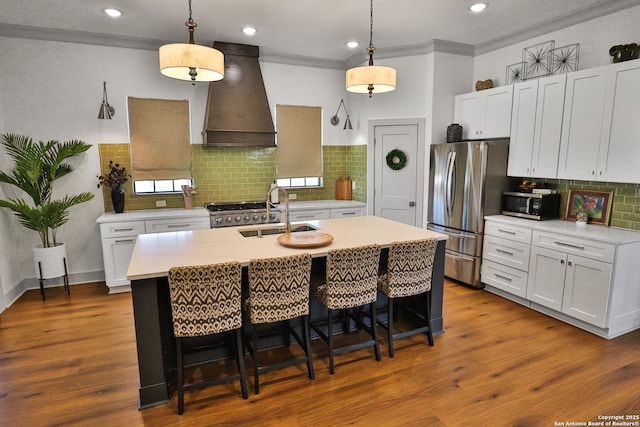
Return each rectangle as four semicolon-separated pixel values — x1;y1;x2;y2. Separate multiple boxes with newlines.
159;0;224;84
346;0;396;97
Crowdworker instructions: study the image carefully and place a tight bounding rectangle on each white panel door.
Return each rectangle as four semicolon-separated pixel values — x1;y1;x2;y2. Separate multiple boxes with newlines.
374;124;418;226
508;80;538;177
527;246;566;311
531;74;566;178
562;255;612;328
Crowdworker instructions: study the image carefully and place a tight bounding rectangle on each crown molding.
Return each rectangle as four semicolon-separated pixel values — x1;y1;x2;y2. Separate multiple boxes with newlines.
260;50;345;70
475;0;640;55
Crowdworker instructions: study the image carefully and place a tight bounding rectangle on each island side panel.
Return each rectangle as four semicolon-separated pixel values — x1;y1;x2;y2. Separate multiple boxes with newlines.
131;277;171;409
431;240;445;334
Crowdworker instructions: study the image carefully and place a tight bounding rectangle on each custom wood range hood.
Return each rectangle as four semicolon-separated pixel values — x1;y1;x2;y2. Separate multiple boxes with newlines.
202;42;276;147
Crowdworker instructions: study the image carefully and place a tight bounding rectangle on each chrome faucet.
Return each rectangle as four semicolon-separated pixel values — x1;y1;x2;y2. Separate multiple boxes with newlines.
267;185;291;234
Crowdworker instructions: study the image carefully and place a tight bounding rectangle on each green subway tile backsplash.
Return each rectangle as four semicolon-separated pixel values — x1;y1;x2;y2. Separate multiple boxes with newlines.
98;143;368;212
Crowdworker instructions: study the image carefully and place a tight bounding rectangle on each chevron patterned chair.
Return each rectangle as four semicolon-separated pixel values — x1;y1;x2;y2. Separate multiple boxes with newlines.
377;238;438;357
310;244;381;374
168;262;248;415
245;253;314;394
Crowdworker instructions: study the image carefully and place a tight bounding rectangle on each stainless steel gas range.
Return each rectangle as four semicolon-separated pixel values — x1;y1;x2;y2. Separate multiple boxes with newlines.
205;201;281;228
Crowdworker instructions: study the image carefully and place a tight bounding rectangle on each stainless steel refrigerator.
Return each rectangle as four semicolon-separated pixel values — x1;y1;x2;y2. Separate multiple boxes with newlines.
427;139;510;288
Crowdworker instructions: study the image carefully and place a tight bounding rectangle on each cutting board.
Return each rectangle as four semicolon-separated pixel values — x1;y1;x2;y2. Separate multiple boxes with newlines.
335;178;352;200
277;231;333;248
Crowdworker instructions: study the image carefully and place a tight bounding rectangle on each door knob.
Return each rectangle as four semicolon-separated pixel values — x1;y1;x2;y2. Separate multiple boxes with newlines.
409;201;415;207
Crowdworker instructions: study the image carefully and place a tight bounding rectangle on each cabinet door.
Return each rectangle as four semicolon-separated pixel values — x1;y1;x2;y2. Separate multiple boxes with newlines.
101;236;137;290
482;85;513;139
289;209;329;222
508;81;538;177
527;246;566;311
530;74;566;178
454;93;482;139
557;66;608;180
562;255;612;328
597;60;640;183
330;207;365;218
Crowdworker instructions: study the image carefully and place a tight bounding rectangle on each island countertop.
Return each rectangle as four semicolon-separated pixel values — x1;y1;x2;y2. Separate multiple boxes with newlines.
127;215;448;281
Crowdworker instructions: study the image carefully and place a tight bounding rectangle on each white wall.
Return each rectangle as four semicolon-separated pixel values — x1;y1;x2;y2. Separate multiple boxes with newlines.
473;5;640;86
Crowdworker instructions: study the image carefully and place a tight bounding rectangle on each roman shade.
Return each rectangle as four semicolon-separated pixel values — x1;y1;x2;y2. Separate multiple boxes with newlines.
276;105;322;178
128;97;191;180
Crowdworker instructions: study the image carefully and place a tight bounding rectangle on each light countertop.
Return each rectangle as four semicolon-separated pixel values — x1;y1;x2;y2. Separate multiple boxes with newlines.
485;215;640;245
127;215;448;281
96;207;209;223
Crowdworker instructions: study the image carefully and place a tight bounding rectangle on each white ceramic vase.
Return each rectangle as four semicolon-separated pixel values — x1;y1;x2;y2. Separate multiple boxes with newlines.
33;243;67;280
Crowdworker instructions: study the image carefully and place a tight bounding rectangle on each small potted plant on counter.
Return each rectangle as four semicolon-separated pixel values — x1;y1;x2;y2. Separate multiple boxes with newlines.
97;160;130;213
0;133;94;298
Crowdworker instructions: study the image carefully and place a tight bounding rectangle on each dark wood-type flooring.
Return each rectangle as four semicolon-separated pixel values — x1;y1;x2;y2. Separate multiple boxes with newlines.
1;280;639;426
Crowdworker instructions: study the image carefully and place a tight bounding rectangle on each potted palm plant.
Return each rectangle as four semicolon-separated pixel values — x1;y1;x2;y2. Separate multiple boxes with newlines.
0;133;94;283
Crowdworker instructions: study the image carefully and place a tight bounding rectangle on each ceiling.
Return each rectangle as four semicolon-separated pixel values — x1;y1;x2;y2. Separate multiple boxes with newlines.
1;0;639;67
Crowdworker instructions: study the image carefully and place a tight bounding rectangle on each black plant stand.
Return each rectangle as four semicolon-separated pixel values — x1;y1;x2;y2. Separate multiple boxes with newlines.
37;257;70;301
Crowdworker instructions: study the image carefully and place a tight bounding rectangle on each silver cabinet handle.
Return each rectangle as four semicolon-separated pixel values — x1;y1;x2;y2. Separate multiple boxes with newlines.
296;214;316;219
167;223;191;228
339;211;356;216
554;241;585;250
497;228;516;235
494;273;512;282
495;248;514;256
114;227;134;232
115;238;136;244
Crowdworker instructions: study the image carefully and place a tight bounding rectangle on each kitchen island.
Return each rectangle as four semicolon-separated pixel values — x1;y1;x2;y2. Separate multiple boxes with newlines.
127;215;448;409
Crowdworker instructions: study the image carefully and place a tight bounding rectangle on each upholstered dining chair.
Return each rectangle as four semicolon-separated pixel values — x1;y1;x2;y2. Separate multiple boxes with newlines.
377;238;438;357
310;244;381;374
168;262;248;415
245;253;314;394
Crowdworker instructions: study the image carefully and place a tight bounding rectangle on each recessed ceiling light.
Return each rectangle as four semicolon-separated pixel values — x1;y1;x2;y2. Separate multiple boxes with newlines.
470;3;487;13
104;8;122;18
346;41;359;49
242;26;257;36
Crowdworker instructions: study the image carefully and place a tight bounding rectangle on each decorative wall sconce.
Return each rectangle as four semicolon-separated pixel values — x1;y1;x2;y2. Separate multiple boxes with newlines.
330;99;353;130
98;81;115;120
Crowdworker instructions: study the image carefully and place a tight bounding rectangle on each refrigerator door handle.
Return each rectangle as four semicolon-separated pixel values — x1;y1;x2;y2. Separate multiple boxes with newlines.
445;151;456;219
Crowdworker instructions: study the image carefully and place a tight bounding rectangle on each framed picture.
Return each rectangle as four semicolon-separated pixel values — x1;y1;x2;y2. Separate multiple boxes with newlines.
565;189;613;225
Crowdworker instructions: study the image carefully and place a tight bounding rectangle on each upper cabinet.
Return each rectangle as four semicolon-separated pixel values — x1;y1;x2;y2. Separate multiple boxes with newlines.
454;85;513;140
508;75;566;178
558;60;640;183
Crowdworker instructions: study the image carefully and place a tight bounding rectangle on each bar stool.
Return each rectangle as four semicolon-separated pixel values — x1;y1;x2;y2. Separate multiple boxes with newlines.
245;253;314;394
168;262;248;415
377;238;437;358
310;244;381;374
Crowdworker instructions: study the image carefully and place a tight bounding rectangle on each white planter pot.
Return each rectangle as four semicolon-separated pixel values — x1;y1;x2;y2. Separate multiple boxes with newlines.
33;243;67;280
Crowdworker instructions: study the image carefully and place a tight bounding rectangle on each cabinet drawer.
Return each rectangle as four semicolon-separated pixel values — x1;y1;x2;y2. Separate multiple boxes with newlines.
99;221;146;238
483;235;531;271
485;221;532;244
481;260;528;298
289;210;329;222
330;207;365;218
145;217;210;234
532;231;615;263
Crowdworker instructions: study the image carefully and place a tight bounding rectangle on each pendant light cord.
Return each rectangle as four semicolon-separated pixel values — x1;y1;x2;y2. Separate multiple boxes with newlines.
367;0;375;66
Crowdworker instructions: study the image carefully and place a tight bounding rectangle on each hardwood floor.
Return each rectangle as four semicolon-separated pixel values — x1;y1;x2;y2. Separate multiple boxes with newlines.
1;280;639;426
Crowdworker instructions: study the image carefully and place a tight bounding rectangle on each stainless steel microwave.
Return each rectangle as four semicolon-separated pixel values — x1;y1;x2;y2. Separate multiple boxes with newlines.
501;192;560;220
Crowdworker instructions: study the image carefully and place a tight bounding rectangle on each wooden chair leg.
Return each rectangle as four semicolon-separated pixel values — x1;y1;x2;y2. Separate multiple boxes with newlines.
176;338;184;415
388;297;395;358
370;302;381;362
234;329;249;399
328;308;335;375
302;315;315;380
252;326;260;394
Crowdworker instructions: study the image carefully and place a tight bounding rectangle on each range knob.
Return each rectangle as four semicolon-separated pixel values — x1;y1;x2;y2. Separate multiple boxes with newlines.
215;217;223;224
269;213;276;220
225;217;233;223
261;214;268;220
243;216;250;222
252;215;259;221
235;216;242;222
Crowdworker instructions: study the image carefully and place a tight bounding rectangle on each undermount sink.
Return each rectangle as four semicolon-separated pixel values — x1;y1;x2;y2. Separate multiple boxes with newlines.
238;223;318;237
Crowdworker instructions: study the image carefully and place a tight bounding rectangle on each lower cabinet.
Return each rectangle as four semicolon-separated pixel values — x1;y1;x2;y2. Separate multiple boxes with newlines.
289;206;365;222
482;216;640;338
99;213;209;293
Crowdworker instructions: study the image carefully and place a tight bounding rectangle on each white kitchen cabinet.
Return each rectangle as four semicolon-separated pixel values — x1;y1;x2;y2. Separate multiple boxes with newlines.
144;216;209;234
508;75;566;178
330;207;366;219
483;216;640;338
558;60;640;183
481;221;532;298
454;85;513;139
99;221;145;294
288;209;330;222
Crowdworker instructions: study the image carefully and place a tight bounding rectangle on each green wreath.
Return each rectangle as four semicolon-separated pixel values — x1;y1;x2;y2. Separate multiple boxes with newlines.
386;149;407;170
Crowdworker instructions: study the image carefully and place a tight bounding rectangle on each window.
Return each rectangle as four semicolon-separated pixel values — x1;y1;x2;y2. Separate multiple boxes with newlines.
275;105;322;188
127;97;192;194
